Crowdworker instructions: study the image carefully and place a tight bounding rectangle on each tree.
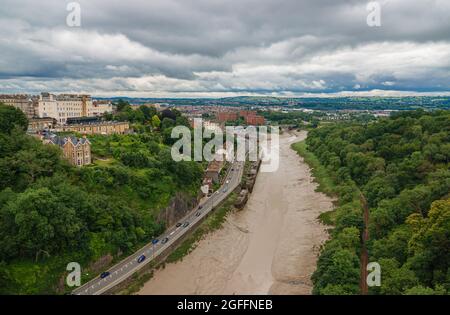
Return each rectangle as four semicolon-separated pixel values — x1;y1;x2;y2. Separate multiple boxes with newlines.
120;151;149;168
404;285;446;295
378;258;419;295
161;117;175;130
151;115;161;129
160;109;177;121
312;244;360;295
115;99;130;112
7;187;84;259
407;199;450;286
305;110;450;295
139;105;157;121
337;227;360;253
0;103;28;134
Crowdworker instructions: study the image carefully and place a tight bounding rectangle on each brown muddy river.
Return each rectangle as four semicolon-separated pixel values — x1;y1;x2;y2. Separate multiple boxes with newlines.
138;131;333;295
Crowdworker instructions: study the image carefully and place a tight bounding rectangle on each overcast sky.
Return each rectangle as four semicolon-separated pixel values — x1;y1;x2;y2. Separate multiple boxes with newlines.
1;0;450;97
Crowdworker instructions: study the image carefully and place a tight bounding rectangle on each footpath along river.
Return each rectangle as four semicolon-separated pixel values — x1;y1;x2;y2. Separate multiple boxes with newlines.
138;131;333;294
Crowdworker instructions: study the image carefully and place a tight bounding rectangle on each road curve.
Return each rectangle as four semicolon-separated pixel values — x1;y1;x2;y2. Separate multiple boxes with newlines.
73;158;245;295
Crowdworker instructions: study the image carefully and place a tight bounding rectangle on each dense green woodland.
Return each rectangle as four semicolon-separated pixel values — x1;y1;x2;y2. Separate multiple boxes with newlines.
299;110;450;294
0;103;203;294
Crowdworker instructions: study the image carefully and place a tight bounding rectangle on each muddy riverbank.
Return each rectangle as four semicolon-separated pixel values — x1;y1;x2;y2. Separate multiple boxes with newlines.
138;131;333;295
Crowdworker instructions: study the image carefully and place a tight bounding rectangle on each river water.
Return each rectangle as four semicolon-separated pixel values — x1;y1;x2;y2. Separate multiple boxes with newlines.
138;131;333;295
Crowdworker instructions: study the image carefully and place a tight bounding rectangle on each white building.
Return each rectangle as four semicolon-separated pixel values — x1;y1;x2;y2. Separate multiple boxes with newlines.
37;93;113;124
88;100;114;117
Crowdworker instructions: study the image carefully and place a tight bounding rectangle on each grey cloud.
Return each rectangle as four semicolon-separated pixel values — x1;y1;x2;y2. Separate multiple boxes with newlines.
0;0;449;96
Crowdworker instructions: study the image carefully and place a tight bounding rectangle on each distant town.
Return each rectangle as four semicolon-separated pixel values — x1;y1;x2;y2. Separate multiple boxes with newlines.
1;92;449;169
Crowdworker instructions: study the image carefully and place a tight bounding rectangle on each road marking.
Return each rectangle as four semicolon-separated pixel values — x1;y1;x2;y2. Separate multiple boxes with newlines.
73;163;243;295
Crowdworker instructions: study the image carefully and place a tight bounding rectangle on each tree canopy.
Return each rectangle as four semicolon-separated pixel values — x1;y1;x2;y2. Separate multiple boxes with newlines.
303;110;450;295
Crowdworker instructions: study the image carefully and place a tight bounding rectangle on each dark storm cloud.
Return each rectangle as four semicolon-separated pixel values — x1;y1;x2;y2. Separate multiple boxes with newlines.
0;0;449;96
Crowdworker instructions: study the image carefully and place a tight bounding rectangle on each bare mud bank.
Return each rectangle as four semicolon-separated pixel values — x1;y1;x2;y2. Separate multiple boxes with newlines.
138;131;333;295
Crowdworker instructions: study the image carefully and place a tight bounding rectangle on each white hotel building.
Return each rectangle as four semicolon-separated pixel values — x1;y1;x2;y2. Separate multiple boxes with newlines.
37;93;113;124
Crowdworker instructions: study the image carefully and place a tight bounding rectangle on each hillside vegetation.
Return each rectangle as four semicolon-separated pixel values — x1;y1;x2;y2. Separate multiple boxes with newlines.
295;110;449;294
0;103;203;294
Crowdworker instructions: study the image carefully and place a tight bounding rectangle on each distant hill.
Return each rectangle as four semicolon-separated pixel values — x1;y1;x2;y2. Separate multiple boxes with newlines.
94;96;450;111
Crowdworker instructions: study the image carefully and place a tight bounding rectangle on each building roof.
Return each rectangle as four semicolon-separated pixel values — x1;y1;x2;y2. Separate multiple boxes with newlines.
44;133;90;147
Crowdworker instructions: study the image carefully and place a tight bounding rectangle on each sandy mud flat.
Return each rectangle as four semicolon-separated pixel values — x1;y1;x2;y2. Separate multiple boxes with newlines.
138;131;333;295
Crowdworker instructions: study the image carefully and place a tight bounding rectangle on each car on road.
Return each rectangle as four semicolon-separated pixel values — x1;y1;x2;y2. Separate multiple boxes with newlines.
198;205;203;209
176;222;182;227
100;272;110;279
151;239;159;245
223;188;228;193
195;211;201;217
161;237;169;244
182;221;190;228
231;168;234;171
226;180;230;184
137;255;146;263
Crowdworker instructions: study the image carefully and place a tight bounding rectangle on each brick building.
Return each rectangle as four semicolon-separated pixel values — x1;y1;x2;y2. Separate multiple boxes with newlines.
44;134;92;167
239;110;257;119
217;112;238;122
245;115;265;125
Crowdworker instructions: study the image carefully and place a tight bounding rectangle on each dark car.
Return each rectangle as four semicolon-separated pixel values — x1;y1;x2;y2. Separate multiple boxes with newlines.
100;272;110;279
176;222;182;228
198;205;203;210
137;255;146;263
151;239;159;245
161;237;169;244
182;221;190;228
195;211;201;217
